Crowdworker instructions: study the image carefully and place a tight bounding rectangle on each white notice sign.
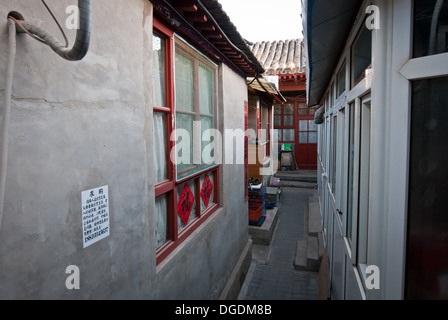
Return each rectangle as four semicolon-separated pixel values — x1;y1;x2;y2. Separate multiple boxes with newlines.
81;185;110;248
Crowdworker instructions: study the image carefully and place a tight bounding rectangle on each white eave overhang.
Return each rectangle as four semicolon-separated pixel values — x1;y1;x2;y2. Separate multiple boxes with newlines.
247;76;287;103
303;0;360;106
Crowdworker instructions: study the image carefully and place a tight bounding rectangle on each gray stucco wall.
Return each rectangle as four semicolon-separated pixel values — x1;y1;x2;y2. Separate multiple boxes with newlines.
155;62;249;300
0;0;249;299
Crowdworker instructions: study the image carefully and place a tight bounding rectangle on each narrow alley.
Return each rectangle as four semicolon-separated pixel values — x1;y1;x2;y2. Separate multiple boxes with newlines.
239;173;319;300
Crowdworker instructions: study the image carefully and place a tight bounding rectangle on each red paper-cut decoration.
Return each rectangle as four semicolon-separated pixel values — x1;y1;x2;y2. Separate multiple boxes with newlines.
200;175;213;208
177;184;195;225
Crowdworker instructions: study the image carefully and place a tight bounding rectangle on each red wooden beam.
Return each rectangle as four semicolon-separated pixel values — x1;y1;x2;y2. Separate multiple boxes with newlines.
174;0;198;12
215;46;235;52
227;53;242;59
202;31;222;39
211;40;229;46
184;11;207;23
151;0;258;77
195;23;215;32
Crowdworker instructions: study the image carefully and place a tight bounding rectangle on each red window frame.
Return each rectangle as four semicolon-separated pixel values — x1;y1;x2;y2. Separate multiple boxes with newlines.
153;18;220;265
274;102;295;143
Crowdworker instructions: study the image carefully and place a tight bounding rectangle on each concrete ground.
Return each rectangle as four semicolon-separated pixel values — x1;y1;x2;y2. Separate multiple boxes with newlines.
238;180;319;300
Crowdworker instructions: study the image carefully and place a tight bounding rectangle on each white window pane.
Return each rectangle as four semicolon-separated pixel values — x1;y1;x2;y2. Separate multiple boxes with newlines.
276;129;282;141
413;0;448;57
175;51;194;112
283;129;294;141
176;113;194;177
153;112;168;182
309;131;318;143
299;132;307;143
351;26;372;87
274;104;281;115
284;103;294;114
201;116;214;165
337;63;346;97
155;194;168;249
284;115;294;126
274;115;281;127
153;35;166;109
199;65;213;115
299;120;308;131
174;36;217;180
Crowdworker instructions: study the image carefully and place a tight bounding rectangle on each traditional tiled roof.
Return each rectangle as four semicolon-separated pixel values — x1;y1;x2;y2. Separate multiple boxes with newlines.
247;39;306;75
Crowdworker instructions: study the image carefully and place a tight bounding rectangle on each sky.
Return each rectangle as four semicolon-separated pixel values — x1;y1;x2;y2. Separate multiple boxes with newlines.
217;0;303;43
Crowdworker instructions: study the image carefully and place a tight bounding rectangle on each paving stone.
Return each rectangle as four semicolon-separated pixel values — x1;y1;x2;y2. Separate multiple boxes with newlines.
238;183;319;300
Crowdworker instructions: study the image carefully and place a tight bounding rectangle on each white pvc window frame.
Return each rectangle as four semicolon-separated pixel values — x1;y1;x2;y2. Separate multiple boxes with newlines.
382;0;448;299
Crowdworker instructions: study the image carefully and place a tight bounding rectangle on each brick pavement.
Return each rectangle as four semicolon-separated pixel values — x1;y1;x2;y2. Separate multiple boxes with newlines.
238;186;318;300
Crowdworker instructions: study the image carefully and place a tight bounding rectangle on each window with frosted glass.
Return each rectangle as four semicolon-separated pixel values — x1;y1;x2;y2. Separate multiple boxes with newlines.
174;37;217;180
298;120;317;144
309;132;318;143
283;103;294;126
414;0;448;58
283;129;294;141
274;104;282;126
299;132;307;143
298;102;308;115
276;129;282;142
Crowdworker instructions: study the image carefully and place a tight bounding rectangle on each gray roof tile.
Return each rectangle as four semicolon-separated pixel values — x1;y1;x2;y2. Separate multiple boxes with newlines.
248;39;305;74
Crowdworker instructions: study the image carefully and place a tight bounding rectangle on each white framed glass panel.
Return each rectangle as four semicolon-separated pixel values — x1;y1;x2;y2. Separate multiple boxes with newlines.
347;103;356;243
357;100;371;265
406;76;448;299
337;62;346;97
351;24;372;88
414;0;448;57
